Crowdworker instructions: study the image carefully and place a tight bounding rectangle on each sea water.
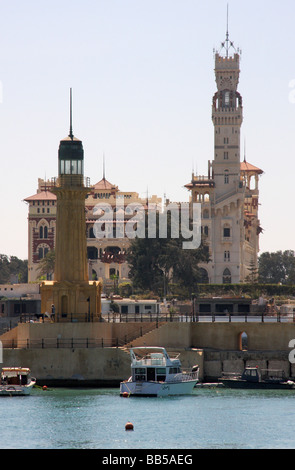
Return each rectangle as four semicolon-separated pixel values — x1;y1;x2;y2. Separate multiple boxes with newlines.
1;386;295;449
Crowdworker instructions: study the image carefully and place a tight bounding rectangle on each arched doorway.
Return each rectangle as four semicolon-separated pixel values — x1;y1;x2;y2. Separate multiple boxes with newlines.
238;331;248;351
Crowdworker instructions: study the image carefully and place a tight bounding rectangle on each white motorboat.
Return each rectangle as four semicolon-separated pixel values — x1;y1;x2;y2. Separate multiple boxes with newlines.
120;347;199;397
0;367;36;396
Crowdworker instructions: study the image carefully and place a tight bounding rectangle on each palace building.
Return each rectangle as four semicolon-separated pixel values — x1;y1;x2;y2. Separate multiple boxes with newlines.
24;29;262;288
185;30;263;284
24;176;161;285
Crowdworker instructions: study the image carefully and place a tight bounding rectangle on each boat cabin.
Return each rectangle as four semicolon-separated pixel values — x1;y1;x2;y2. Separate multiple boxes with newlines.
241;367;286;383
241;367;260;383
130;348;181;383
1;368;32;386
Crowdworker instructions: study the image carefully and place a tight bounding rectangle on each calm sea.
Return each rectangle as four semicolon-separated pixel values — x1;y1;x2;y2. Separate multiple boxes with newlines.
1;386;295;450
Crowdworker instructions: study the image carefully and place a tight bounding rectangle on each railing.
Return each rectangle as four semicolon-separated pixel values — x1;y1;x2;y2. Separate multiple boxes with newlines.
19;311;295;325
3;313;294;350
1;337;119;350
101;312;295;323
51;176;91;188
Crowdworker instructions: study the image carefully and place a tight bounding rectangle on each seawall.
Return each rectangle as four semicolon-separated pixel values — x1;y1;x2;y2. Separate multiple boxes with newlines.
1;321;295;385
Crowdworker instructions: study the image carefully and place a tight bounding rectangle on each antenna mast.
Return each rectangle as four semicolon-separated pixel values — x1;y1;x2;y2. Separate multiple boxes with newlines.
69;88;73;139
226;4;229;58
103;153;106;180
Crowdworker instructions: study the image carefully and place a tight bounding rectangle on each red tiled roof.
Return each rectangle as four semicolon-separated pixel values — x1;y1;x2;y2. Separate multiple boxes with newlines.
93;178;118;191
240;160;263;174
24;190;56;202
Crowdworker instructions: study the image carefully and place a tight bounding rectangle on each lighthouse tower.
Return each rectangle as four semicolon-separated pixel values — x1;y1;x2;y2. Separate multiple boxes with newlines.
41;90;102;321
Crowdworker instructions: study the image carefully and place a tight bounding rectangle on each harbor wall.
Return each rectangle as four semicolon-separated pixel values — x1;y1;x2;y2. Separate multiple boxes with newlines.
1;321;295;384
203;350;293;381
1;346;203;387
3;320;295;353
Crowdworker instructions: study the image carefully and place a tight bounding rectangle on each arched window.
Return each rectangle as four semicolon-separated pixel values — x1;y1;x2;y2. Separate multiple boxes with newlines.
44;226;48;239
223;268;231;284
38;247;44;259
39;226;43;239
199;268;209;284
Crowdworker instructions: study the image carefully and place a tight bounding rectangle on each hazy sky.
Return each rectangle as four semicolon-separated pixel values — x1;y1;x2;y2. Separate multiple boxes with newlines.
0;0;294;260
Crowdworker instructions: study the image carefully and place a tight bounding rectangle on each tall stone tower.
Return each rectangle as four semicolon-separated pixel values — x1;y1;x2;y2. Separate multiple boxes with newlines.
211;38;243;200
185;26;263;284
41;90;102;321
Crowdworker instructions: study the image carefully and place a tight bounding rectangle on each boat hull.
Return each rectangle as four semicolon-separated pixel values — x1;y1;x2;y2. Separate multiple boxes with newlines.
120;379;198;397
219;379;295;390
0;382;35;396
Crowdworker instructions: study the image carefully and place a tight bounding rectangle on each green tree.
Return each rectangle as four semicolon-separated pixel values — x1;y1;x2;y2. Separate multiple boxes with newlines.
127;211;209;297
37;250;55;280
245;258;259;283
0;254;28;284
258;250;295;284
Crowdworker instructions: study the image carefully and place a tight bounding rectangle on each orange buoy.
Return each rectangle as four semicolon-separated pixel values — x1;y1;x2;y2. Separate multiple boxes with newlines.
125;421;134;431
122;392;129;398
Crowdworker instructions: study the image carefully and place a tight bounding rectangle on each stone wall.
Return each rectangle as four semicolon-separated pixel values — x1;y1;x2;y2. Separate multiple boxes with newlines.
1;320;295;385
203;350;294;382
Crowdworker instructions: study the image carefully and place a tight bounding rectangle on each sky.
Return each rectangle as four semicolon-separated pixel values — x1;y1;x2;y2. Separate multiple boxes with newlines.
0;0;294;260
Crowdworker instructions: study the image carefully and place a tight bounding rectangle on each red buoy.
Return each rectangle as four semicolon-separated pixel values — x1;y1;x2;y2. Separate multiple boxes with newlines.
125;421;134;431
42;385;47;391
122;392;129;398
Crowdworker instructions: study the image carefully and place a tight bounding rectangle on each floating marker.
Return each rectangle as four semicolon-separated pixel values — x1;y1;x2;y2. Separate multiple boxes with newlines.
125;421;134;431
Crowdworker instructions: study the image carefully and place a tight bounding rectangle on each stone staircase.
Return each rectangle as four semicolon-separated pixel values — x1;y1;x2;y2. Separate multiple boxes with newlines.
123;322;169;349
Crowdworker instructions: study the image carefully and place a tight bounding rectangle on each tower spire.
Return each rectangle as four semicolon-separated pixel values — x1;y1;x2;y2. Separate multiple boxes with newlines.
219;4;236;57
69;88;73;139
226;3;229;58
103;153;106;180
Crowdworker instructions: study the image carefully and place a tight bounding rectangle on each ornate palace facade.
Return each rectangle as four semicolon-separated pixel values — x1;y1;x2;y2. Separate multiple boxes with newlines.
25;176;161;284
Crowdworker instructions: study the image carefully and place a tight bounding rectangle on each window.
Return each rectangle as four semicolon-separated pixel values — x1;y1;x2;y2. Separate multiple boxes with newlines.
199;268;209;284
38;247;44;259
224;152;229;160
224;251;230;261
223;268;231;284
39;226;43;239
224;170;229;184
224;91;230;107
223;227;231;238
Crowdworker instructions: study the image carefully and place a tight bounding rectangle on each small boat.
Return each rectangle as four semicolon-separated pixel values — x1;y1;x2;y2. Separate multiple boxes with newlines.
0;367;36;396
120;347;199;397
219;366;295;390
